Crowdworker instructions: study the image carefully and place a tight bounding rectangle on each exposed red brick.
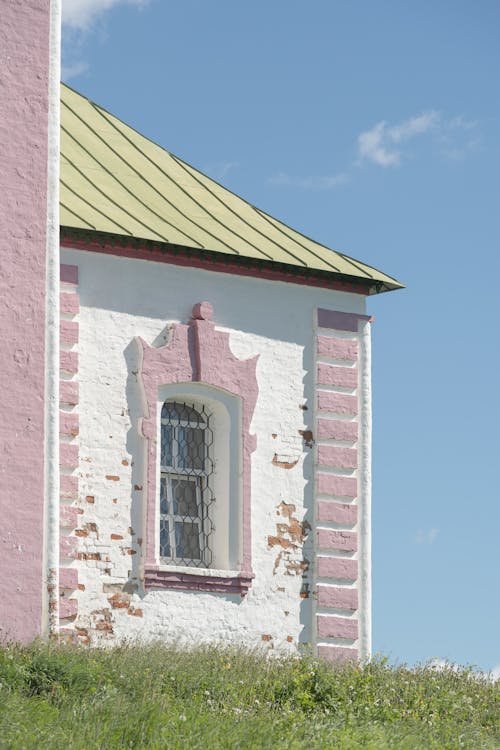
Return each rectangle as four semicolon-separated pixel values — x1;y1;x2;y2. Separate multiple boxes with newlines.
286;635;293;643
121;459;129;466
111;533;124;540
106;475;120;481
77;552;101;561
75;529;88;537
85;495;95;503
134;485;142;491
272;454;299;469
127;607;143;617
261;634;272;641
108;593;131;609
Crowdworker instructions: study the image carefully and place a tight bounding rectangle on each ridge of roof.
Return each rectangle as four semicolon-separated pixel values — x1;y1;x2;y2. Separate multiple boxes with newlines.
60;83;404;294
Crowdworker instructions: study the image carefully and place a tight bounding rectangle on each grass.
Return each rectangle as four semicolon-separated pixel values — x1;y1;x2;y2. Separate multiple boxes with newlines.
0;642;498;749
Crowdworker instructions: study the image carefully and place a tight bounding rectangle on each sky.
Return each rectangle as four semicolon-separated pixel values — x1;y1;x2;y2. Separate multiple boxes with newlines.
61;0;500;675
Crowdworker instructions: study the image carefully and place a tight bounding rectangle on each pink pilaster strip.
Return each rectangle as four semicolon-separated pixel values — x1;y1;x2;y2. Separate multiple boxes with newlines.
317;615;358;639
317;585;358;611
317;645;358;663
60;536;78;560
318;391;358;416
317;309;372;332
317;501;357;525
60;264;78;285
60;350;78;375
317;363;357;389
60;380;79;406
60;292;79;315
59;567;78;590
317;418;358;442
317;473;357;498
60;412;79;436
317;529;357;552
317;336;358;361
59;597;78;620
60;320;79;345
318;445;357;469
60;474;78;499
317;556;358;581
60;444;79;470
60;505;80;529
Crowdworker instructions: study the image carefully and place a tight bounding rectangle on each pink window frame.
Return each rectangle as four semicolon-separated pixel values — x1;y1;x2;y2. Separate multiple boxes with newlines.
136;302;258;596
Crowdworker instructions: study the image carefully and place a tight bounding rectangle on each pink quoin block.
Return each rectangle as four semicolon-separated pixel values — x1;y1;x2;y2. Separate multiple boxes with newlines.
317;363;357;389
137;302;258;587
318;445;357;469
317;556;358;581
60;292;79;315
60;412;79;437
60;350;78;374
318;391;358;416
317;645;358;663
317;473;357;498
0;0;52;643
60;320;79;345
317;615;358;640
60;536;78;560
317;585;358;611
59;597;78;620
60;264;78;285
60;474;78;499
317;418;358;442
317;308;372;332
60;381;79;406
59;567;79;590
317;529;357;552
317;336;358;361
60;505;80;529
317;501;357;525
60;444;79;470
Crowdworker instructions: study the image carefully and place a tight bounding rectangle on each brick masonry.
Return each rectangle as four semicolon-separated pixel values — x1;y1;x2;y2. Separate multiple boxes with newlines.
314;308;368;664
59;264;80;631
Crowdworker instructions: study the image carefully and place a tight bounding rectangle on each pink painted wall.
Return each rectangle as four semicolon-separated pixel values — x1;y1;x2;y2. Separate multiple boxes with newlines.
0;1;51;641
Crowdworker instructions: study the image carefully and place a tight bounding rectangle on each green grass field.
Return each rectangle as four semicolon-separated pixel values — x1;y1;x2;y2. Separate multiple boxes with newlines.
0;642;498;749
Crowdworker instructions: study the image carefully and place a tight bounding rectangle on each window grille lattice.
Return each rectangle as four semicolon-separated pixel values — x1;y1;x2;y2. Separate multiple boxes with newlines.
160;402;214;567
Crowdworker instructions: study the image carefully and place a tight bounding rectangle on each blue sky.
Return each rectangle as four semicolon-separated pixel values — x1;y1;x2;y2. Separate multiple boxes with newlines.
61;0;500;674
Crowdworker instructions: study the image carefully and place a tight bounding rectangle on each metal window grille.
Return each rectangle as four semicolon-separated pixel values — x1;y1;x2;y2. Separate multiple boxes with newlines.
160;401;214;567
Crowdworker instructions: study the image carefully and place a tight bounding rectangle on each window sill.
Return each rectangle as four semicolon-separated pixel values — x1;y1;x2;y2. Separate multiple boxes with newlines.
144;566;254;596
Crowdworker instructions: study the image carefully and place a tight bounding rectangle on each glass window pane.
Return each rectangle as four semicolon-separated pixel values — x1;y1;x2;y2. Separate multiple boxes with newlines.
172;478;198;517
161;424;173;467
175;521;201;560
160;520;170;558
177;426;204;470
160;476;168;515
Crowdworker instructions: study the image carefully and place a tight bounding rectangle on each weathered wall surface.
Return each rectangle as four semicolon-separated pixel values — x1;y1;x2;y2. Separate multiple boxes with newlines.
0;0;50;641
59;247;367;652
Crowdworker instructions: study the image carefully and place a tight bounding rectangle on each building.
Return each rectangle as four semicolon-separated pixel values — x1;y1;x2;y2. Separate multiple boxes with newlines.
0;2;402;662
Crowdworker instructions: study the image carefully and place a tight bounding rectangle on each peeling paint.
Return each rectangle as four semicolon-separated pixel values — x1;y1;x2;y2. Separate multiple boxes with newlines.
272;454;299;470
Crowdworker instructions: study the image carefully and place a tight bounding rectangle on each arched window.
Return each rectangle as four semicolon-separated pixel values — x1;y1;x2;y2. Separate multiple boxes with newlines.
160;401;214;567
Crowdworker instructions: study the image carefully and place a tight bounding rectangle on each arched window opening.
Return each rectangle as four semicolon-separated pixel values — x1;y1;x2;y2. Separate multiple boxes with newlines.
160;401;214;567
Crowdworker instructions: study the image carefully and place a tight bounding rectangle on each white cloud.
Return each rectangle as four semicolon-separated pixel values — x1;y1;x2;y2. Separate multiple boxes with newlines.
415;527;439;545
269;171;349;190
61;60;89;81
357;111;440;167
490;664;500;682
62;0;149;31
205;161;240;181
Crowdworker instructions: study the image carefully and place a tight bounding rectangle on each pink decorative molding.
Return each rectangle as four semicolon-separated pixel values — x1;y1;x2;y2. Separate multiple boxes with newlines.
317;309;373;331
144;569;254;596
61;232;377;296
137;302;258;595
59;264;80;627
314;308;369;663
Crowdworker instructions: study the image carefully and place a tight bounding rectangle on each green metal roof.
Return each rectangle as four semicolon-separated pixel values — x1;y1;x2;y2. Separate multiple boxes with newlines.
60;83;403;293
